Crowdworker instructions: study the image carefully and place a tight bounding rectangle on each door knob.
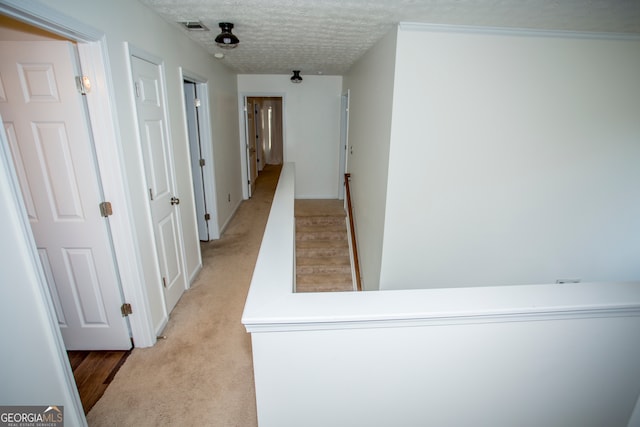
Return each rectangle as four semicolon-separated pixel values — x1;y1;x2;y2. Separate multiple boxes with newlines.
171;197;180;205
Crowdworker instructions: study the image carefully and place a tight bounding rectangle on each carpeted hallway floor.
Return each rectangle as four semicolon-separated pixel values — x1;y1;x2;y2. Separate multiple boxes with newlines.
87;165;282;426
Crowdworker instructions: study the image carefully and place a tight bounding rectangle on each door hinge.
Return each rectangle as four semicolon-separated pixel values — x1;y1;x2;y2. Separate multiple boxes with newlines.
121;303;133;317
75;76;91;95
204;213;210;221
99;201;113;217
194;98;201;108
199;158;205;167
149;188;154;201
134;82;141;98
162;277;167;288
248;179;251;185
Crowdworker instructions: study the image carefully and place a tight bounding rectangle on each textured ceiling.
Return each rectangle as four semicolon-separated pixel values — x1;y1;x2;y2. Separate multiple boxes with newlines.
139;0;640;75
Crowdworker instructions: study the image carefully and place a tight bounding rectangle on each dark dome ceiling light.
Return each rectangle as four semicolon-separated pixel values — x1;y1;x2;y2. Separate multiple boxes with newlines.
215;22;239;49
290;70;303;84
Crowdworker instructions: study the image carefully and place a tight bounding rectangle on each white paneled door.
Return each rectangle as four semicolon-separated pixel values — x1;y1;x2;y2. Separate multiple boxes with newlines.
131;55;185;314
0;41;131;350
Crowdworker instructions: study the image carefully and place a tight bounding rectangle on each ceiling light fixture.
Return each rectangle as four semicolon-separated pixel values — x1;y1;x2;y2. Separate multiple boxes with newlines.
215;22;239;49
290;70;302;84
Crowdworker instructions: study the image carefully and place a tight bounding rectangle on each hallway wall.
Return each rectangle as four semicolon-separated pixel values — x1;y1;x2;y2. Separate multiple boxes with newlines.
380;24;640;290
342;28;398;291
35;0;242;332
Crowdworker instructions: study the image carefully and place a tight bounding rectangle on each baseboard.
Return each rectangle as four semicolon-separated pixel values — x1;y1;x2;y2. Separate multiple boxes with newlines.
219;199;242;235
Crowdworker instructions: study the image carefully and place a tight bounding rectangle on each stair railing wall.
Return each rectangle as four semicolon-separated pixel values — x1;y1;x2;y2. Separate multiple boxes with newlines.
344;173;362;291
242;163;640;427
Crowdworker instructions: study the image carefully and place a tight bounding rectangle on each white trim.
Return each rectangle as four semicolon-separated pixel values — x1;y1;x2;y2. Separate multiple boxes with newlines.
237;94;249;199
0;0;101;41
398;21;640;41
245;301;640;333
338;90;350;200
0;1;156;347
76;42;155;348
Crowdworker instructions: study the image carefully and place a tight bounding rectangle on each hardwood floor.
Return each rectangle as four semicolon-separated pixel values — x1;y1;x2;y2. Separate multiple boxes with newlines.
68;350;131;414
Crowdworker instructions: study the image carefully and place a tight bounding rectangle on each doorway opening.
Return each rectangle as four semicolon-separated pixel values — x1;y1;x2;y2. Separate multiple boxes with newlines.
183;77;219;241
0;15;131;351
130;51;187;316
244;96;283;197
0;12;133;417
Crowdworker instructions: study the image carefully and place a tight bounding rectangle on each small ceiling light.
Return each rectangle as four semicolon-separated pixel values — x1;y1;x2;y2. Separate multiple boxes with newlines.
214;52;225;59
290;70;302;84
215;22;239;49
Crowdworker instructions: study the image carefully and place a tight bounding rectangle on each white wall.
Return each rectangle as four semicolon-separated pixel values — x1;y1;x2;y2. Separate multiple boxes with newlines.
342;28;397;290
237;74;342;198
380;24;640;290
35;0;242;331
1;122;85;426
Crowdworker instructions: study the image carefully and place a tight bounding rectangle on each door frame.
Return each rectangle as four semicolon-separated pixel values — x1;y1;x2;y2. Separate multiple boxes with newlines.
0;2;156;345
180;69;220;240
245;97;259;197
238;92;286;200
338;90;351;200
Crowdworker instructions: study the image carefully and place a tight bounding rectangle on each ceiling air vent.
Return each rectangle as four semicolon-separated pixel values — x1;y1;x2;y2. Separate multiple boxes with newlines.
180;21;209;31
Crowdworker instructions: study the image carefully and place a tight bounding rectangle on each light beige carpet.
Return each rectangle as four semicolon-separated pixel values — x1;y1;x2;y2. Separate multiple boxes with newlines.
87;165;281;427
295;199;354;292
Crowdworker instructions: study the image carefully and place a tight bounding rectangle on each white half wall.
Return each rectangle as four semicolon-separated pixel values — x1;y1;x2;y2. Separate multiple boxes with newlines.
250;312;640;427
237;74;342;199
242;164;640;427
342;28;398;290
380;24;640;290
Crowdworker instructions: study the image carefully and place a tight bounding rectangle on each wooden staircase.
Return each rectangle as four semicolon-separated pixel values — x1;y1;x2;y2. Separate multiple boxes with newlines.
295;200;354;292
